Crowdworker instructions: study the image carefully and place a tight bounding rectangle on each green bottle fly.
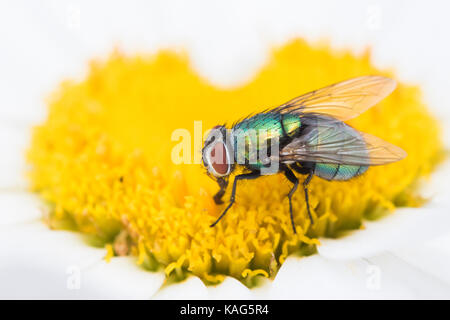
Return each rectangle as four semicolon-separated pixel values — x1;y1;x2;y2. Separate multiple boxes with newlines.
202;76;406;233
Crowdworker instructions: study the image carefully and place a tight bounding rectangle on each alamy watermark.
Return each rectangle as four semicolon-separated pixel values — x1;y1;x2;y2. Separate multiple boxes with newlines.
66;265;81;290
366;4;382;31
171;121;280;175
366;264;381;290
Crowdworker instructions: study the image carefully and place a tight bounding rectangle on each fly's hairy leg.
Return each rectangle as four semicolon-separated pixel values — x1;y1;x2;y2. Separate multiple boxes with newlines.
284;167;299;234
303;171;314;225
213;178;228;205
210;171;261;228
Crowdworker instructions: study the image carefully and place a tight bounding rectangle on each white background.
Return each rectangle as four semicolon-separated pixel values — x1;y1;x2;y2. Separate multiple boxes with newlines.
1;0;450;127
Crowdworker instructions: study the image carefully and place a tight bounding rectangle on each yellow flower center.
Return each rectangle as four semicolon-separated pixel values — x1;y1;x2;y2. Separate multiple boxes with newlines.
27;39;443;286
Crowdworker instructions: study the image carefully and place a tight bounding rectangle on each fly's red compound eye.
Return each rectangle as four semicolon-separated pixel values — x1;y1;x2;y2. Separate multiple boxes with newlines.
209;141;229;176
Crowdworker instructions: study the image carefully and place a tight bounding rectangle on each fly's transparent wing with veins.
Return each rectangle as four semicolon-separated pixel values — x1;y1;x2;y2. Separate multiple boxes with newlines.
271;75;396;121
279;115;407;166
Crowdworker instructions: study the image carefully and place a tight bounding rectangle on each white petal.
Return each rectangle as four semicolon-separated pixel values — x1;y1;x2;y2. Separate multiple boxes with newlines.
152;276;209;300
0;125;30;190
81;257;165;299
207;277;254;300
0;222;105;299
318;205;450;260
271;254;450;299
318;160;450;260
367;253;450;299
0;192;43;226
271;255;383;299
391;233;450;285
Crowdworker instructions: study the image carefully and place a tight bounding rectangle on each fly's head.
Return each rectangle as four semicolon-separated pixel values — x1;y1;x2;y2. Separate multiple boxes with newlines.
202;125;234;183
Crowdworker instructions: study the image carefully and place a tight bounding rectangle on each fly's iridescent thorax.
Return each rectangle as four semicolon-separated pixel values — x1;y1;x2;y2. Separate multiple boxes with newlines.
202;125;233;178
231;112;301;170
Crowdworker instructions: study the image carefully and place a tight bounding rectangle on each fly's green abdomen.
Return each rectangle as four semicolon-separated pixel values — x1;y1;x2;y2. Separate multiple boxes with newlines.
232;112;301;169
314;163;368;181
307;115;369;180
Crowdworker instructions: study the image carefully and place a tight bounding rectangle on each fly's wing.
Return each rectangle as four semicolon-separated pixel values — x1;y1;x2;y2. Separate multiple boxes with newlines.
279;115;406;166
271;76;396;121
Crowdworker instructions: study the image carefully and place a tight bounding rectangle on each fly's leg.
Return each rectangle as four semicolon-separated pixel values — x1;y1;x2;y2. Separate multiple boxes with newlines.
213;178;228;205
210;171;261;228
284;167;299;234
303;171;314;225
291;163;315;225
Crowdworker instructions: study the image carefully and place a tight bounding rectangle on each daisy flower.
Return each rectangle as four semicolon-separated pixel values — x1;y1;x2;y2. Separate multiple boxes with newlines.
1;0;449;300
